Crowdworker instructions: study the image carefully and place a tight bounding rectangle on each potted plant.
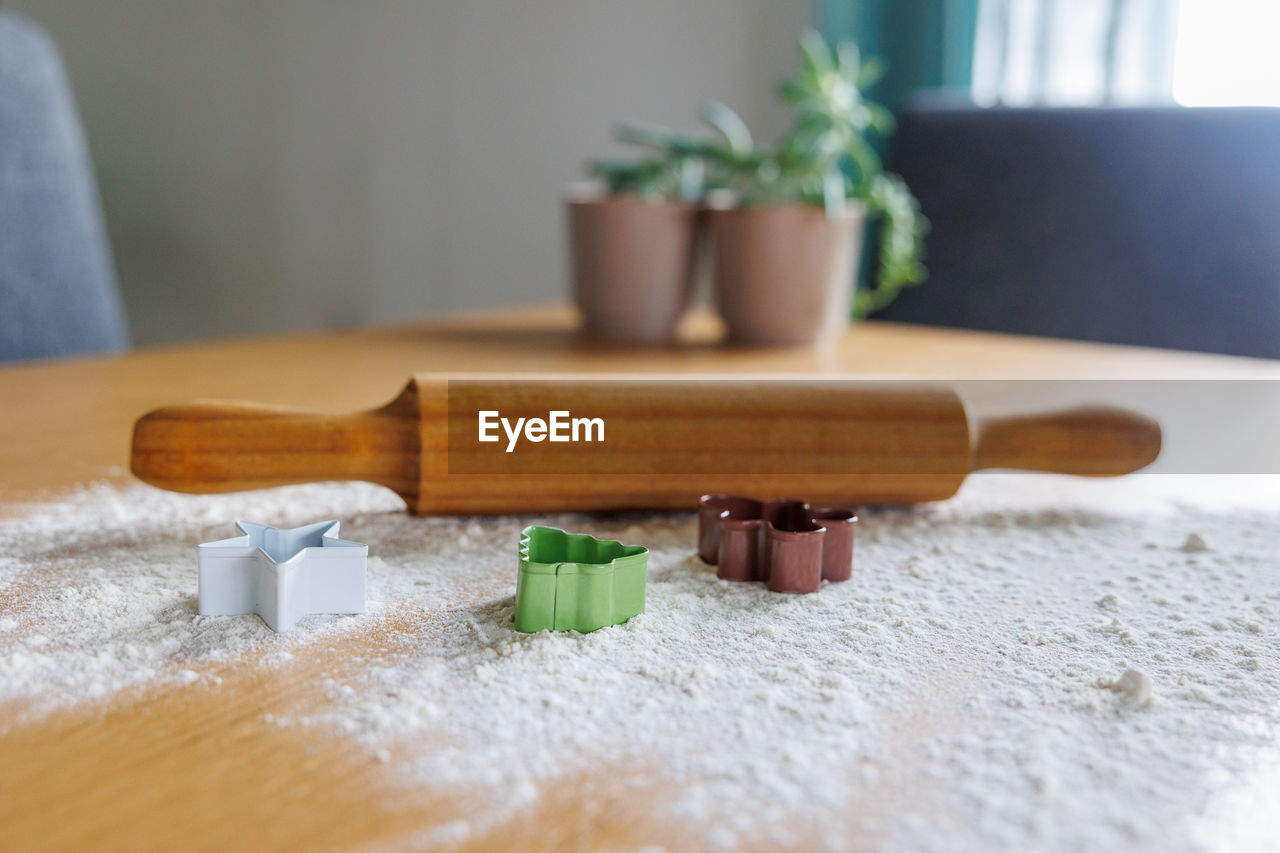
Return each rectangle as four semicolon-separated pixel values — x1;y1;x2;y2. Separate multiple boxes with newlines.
600;32;926;346
571;31;926;348
565;140;705;345
708;32;926;345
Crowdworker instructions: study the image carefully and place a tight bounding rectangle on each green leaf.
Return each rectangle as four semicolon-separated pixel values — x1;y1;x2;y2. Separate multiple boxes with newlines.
866;102;896;134
848;102;875;131
776;79;811;104
844;136;882;190
700;101;753;156
675;158;706;202
856;57;887;89
783;111;833;152
836;41;861;80
822;167;847;217
855;173;929;318
798;29;834;82
615;121;677;151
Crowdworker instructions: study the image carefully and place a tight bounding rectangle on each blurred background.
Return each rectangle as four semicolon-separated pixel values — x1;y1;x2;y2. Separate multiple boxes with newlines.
2;0;1278;351
4;1;807;344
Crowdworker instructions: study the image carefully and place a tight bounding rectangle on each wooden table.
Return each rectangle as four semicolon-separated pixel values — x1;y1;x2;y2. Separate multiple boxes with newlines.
1;305;1276;851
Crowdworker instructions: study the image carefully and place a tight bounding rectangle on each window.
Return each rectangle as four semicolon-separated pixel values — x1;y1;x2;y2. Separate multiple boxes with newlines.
1172;0;1280;106
970;0;1280;108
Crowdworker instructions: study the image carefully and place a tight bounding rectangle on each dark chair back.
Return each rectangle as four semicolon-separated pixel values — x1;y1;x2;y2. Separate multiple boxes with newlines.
0;11;128;363
880;105;1280;358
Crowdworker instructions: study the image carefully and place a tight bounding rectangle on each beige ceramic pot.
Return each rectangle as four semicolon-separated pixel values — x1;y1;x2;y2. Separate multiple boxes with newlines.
709;203;865;346
566;195;699;345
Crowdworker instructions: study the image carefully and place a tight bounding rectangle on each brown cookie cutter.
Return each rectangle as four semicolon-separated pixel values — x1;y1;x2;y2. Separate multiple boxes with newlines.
697;494;857;594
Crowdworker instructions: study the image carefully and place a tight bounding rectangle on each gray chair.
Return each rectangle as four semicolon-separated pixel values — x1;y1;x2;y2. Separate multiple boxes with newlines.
0;11;128;362
880;105;1280;358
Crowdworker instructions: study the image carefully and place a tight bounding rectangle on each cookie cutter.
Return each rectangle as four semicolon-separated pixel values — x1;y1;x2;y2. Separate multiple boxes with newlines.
514;526;648;633
197;520;367;632
697;495;857;594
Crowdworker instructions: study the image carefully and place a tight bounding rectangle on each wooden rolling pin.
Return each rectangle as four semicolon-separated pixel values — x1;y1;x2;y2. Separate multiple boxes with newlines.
131;375;1160;515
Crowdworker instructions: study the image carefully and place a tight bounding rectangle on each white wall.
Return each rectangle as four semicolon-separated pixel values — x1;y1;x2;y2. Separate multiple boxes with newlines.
11;0;814;344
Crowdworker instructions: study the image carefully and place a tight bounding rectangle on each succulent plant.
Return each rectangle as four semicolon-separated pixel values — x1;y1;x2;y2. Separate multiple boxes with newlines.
586;30;928;317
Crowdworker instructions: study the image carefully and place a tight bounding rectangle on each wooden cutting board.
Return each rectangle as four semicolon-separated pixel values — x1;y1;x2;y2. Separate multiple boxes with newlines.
130;375;1160;515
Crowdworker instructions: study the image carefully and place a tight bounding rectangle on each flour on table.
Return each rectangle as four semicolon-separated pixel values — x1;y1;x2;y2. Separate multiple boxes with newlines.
1182;532;1210;553
1098;668;1155;706
1115;668;1155;705
2;475;1279;852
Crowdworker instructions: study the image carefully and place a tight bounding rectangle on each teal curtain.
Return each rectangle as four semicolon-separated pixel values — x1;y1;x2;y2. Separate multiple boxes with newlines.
821;0;980;108
819;1;978;296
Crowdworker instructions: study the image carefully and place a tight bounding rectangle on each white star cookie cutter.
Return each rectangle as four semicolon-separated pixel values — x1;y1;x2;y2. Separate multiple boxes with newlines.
197;521;367;632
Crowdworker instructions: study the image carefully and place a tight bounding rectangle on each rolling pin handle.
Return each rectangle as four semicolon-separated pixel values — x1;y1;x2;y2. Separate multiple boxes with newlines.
972;406;1161;477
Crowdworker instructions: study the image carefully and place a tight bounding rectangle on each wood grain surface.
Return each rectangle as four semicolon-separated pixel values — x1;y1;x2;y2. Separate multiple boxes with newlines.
2;304;1279;852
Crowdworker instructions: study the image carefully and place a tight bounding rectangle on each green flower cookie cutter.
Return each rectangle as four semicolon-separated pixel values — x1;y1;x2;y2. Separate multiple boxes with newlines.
514;526;648;633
